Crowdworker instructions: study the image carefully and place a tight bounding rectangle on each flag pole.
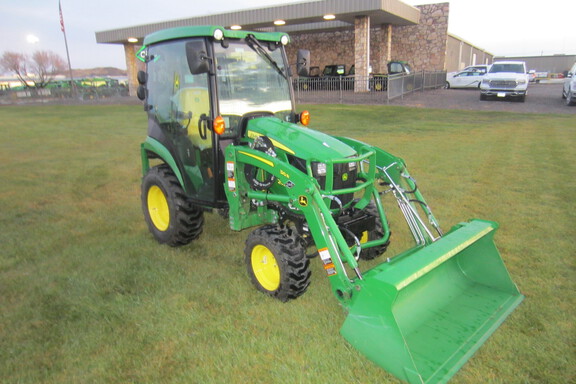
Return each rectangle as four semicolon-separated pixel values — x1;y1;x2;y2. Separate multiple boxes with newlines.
59;0;77;98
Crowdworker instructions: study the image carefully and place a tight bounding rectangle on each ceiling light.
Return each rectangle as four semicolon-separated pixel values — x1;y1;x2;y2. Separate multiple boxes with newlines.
323;14;336;20
127;37;138;43
230;25;242;30
274;20;286;26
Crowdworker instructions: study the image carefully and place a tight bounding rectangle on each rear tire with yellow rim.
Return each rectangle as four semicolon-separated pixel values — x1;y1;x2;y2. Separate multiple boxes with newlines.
141;164;204;246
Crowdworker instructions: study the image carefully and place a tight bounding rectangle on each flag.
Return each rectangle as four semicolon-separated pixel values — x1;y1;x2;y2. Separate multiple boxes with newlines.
59;0;65;32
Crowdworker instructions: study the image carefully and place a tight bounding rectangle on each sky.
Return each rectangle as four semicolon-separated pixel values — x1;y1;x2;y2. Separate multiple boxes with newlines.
1;0;574;71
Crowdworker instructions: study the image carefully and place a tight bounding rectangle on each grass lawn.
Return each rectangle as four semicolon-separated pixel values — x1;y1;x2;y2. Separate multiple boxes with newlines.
0;104;574;384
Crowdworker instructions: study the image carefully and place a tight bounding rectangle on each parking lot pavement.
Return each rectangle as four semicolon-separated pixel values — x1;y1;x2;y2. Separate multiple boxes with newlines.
388;82;575;114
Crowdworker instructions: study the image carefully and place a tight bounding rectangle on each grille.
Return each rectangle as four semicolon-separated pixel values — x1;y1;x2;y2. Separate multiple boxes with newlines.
489;80;517;89
315;163;357;208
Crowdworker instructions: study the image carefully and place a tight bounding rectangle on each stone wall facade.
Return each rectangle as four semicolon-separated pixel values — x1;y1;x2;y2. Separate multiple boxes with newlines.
391;3;449;71
286;3;450;74
286;29;355;75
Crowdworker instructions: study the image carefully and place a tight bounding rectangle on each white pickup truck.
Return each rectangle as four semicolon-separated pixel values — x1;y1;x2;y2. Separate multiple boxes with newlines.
480;61;529;102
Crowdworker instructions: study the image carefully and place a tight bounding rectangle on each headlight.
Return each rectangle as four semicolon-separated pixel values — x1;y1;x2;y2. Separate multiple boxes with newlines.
213;29;224;40
315;162;327;176
482;78;490;84
517;79;526;84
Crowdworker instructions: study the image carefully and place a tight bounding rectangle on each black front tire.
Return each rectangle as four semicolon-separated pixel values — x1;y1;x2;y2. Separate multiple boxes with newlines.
245;225;310;302
141;164;204;247
359;202;390;260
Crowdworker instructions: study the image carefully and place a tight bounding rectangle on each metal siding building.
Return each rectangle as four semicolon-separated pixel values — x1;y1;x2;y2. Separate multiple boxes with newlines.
494;55;576;75
446;34;493;72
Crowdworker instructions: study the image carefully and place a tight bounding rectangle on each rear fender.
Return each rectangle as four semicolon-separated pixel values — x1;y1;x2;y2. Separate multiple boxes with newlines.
141;137;186;189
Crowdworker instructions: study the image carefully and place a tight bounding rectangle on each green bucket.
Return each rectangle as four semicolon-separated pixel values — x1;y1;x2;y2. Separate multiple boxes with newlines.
341;219;524;384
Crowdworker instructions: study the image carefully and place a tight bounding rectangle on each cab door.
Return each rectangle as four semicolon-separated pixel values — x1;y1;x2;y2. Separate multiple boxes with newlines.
145;38;216;205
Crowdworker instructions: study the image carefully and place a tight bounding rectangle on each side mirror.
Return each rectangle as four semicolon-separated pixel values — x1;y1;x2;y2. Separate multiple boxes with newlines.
186;41;211;75
568;73;573;78
296;49;310;77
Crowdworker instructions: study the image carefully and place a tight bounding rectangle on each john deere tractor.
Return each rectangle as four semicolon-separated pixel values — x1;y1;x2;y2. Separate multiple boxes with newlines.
136;26;523;384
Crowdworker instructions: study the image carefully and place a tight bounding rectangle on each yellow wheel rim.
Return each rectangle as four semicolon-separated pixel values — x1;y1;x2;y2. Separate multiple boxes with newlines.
251;245;280;291
147;185;170;231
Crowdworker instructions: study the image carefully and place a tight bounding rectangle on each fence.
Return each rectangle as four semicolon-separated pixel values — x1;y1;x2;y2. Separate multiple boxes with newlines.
292;71;446;104
1;71;446;105
0;85;129;104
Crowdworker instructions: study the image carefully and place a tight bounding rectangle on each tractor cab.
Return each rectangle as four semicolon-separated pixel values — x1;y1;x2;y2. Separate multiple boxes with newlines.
138;26;303;208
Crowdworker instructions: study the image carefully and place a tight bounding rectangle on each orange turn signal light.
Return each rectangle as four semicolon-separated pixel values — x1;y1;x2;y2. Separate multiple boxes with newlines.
213;115;226;135
299;110;310;126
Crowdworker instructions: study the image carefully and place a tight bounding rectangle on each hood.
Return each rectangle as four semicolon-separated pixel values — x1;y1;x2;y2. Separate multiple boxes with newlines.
487;72;528;80
245;117;357;161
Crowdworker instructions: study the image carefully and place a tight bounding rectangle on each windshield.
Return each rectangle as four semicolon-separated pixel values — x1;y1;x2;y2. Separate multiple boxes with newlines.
490;63;525;74
213;39;293;132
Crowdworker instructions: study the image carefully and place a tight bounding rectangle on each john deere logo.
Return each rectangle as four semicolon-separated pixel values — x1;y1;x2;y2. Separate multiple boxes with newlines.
298;196;308;207
342;173;349;182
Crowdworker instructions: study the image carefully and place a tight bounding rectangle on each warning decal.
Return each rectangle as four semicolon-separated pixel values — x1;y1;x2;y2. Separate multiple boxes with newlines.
318;247;337;276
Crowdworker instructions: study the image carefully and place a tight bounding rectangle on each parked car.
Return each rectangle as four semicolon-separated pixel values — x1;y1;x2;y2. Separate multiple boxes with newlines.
480;61;529;102
562;62;576;106
445;70;486;89
447;65;489;78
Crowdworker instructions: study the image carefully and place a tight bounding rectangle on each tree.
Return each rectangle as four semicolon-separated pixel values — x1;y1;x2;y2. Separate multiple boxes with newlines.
0;50;66;88
0;52;30;88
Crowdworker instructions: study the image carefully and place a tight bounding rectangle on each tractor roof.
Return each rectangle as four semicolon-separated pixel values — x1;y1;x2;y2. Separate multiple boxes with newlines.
144;25;290;46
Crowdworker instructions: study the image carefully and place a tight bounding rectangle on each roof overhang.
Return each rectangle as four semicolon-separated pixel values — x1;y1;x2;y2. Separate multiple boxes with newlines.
96;0;420;45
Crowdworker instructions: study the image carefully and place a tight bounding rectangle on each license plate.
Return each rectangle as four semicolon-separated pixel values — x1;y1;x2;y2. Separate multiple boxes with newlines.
497;92;506;97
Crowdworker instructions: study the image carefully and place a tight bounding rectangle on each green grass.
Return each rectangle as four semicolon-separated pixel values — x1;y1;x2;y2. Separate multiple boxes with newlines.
1;104;574;384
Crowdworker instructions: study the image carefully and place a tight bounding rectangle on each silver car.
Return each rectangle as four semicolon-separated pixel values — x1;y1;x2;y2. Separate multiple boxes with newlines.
562;62;576;106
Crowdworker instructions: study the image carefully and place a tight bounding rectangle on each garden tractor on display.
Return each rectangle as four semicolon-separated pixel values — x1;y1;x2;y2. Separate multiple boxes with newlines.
136;26;523;384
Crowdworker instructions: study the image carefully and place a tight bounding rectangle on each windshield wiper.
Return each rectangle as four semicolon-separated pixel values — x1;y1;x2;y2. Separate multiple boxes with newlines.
245;34;287;79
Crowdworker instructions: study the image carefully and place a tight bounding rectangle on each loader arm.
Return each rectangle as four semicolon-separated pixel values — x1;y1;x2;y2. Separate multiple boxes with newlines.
336;136;443;247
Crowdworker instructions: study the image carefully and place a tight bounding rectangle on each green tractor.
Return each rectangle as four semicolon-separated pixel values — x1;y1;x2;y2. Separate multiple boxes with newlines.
136;26;523;384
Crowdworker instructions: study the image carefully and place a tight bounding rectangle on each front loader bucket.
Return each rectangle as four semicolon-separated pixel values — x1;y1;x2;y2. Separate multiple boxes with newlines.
341;219;523;384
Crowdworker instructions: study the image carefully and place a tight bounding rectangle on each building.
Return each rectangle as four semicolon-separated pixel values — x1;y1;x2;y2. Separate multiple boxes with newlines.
446;33;492;72
494;54;576;75
95;0;492;95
